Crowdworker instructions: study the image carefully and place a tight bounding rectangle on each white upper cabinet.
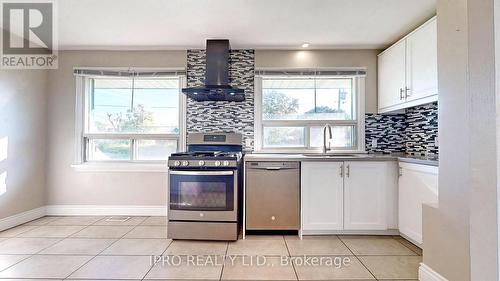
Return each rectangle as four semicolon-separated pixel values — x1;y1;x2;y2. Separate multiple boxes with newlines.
378;17;437;113
405;18;438;103
378;40;407;110
301;162;344;233
344;161;398;230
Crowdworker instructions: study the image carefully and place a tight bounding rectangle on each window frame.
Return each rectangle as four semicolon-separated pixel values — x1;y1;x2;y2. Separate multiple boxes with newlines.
254;74;365;153
74;71;187;166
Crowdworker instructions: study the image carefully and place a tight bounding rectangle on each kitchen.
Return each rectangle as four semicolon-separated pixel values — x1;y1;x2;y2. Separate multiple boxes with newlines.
0;1;498;281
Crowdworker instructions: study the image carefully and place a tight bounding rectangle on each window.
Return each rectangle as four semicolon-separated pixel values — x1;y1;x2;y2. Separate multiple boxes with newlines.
76;72;186;163
255;74;365;152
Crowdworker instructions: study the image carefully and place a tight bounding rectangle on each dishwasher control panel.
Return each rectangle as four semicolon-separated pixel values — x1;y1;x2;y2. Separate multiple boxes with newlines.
247;161;300;170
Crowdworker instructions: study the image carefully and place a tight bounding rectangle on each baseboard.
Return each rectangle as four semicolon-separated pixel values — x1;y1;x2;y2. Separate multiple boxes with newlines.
45;205;167;216
419;263;449;281
399;232;423;249
0;207;46;231
301;229;400;235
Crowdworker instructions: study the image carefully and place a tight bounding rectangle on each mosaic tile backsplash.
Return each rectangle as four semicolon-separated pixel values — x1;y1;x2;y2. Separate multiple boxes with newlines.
365;114;406;153
365;102;439;156
183;48;436;155
185;49;255;150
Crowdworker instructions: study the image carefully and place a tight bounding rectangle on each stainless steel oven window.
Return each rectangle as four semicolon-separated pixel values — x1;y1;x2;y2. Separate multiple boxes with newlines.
169;170;236;212
179;182;227;208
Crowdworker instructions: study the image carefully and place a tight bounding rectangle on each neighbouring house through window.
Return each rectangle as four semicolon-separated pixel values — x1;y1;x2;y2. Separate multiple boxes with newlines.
74;69;186;163
254;70;365;152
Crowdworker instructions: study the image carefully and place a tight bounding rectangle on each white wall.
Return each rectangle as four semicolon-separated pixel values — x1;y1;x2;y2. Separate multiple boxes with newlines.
0;70;48;219
422;0;499;280
46;49;376;208
45;50;186;207
255;50;380;113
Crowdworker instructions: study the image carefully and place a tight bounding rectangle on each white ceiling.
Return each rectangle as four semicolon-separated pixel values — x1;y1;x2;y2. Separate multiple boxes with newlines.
57;0;436;50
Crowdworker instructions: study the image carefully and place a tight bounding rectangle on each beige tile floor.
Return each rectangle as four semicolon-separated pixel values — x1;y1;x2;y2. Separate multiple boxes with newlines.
0;216;422;280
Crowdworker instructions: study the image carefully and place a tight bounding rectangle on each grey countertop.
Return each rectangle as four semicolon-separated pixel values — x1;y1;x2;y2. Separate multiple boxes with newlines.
243;152;438;167
397;154;439;167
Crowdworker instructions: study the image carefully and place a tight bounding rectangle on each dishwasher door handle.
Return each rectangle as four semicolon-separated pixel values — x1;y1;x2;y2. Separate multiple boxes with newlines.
248;167;298;171
265;167;281;171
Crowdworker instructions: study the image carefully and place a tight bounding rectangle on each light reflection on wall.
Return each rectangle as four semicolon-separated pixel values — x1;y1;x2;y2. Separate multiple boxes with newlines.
0;172;6;196
0;137;6;196
0;137;7;162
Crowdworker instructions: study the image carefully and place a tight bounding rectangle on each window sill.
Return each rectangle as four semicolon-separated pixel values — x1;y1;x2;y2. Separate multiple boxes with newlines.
71;162;169;173
252;149;366;154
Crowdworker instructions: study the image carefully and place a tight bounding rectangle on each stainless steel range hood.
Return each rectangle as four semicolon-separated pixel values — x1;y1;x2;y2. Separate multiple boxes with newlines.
182;39;245;102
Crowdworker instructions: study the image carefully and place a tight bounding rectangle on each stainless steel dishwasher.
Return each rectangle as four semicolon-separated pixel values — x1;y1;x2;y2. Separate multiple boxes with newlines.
245;161;300;230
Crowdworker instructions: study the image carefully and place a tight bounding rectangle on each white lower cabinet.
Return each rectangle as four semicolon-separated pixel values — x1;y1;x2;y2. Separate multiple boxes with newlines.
398;162;438;245
344;161;398;230
301;162;344;232
301;161;398;234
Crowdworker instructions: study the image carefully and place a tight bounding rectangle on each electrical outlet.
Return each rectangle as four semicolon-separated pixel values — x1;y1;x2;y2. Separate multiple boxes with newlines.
371;139;378;148
245;138;254;147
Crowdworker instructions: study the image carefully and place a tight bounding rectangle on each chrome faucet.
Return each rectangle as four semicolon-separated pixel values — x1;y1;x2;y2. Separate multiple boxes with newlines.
322;124;332;153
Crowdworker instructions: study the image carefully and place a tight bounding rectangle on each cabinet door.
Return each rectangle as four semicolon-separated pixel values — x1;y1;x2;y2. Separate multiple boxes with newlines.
406;18;437;102
399;163;438;245
344;161;398;230
378;39;406;112
301;162;344;232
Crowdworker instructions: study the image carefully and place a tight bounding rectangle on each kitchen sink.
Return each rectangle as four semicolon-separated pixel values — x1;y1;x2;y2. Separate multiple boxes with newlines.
301;153;366;158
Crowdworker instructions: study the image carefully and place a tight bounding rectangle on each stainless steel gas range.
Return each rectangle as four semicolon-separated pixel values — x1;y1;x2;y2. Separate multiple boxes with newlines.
167;133;242;241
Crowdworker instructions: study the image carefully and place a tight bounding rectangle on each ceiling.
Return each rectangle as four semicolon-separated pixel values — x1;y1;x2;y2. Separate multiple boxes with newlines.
57;0;436;50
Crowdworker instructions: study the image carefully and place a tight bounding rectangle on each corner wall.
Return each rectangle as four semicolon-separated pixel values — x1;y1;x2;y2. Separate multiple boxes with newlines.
422;0;499;280
0;70;48;219
45;50;186;207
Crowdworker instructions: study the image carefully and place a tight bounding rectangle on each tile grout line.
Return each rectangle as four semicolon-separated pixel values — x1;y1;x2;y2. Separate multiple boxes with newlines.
61;216;149;280
218;241;230;281
336;235;356;256
337;235;378;281
393;237;422;256
0;223;45;239
0;216;167;279
141;233;172;281
0;254;32;275
352;255;379;281
283;235;299;281
0;219;63;275
0;237;65;273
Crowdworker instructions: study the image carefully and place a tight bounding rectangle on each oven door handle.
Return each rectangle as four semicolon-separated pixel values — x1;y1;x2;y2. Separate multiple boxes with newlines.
169;170;234;176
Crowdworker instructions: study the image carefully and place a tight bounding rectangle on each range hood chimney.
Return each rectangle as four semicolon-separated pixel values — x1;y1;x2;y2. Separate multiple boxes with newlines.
182;39;245;102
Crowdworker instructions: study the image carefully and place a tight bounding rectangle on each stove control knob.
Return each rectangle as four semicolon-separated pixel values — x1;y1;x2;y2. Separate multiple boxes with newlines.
223;160;230;166
198;160;205;166
214;161;221;167
173;161;181;167
181;161;189;166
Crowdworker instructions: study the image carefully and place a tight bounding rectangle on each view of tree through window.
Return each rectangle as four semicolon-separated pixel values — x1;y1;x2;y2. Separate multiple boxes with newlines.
260;77;358;149
85;77;181;161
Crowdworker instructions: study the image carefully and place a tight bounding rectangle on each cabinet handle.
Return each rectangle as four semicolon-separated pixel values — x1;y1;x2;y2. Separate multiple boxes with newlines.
398;166;403;177
405;87;411;98
399;88;404;100
340;164;344;177
346;164;350;178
